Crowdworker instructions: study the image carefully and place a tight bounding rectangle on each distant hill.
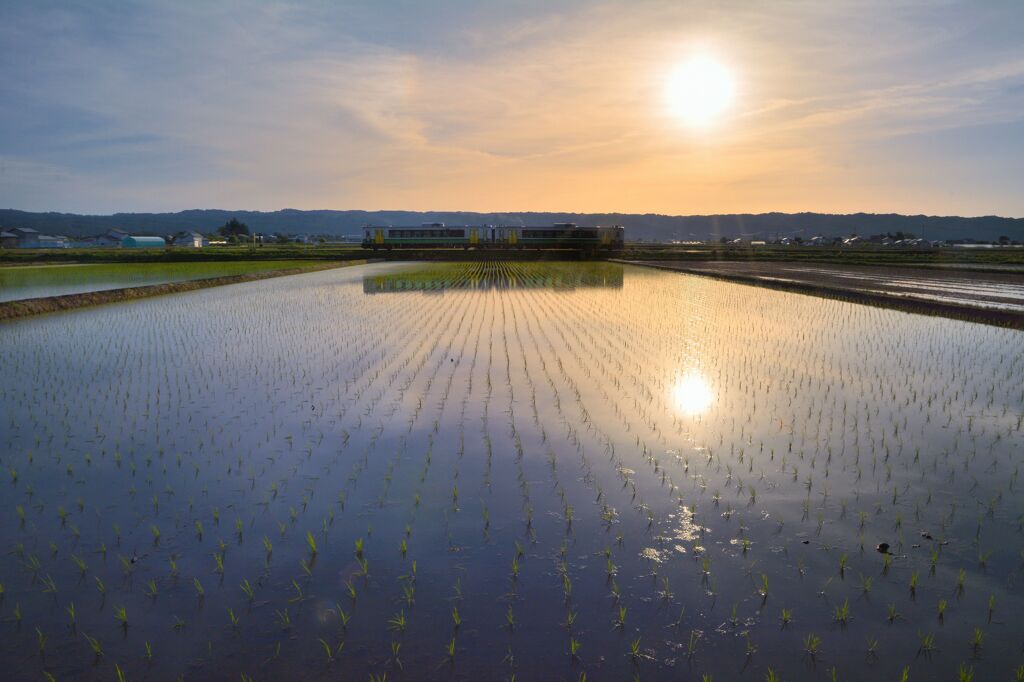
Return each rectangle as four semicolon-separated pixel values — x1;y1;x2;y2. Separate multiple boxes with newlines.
1;208;1021;242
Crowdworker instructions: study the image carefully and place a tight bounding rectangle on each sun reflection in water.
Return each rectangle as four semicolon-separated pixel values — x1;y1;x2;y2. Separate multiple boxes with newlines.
672;371;714;416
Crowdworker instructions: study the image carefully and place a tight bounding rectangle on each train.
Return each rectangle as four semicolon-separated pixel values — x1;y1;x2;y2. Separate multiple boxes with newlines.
361;223;624;251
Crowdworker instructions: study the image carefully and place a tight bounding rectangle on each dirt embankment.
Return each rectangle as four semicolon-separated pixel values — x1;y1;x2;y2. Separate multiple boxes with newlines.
0;260;381;322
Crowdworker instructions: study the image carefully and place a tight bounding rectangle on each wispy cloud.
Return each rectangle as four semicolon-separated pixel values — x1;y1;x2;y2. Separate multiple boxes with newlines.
0;0;1022;215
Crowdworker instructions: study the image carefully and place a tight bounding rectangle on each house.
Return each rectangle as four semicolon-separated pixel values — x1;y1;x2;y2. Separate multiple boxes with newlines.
0;231;17;249
7;227;69;248
96;229;129;247
7;227;39;246
34;234;70;248
172;231;207;248
122;236;166;248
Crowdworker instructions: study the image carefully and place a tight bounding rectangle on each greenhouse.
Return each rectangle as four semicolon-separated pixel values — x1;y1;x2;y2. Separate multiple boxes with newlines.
121;235;166;248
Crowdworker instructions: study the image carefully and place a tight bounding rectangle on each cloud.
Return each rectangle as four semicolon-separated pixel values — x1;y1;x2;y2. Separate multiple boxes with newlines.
0;0;1022;215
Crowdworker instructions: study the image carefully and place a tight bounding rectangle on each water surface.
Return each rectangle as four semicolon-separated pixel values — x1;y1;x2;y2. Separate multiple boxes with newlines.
0;260;326;302
1;261;1021;681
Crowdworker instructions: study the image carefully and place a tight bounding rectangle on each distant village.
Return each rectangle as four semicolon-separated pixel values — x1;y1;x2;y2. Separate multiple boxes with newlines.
670;232;1022;248
0;224;1019;250
0;226;361;250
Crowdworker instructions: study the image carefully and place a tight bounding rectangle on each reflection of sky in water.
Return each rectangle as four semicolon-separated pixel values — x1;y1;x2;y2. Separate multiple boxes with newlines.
2;261;1023;681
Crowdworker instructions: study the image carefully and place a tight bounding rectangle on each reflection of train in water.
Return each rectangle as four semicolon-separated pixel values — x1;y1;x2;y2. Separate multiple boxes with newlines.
363;261;625;294
361;223;624;251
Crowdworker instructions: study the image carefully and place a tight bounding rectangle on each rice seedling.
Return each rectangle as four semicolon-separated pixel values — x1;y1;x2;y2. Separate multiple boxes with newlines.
629;637;642;662
918;631;935;655
82;632;103;658
833;599;850;625
802;633;821;659
387;610;407;632
306;530;318;556
288;579;304;603
858;574;873;593
969;627;983;653
275;608;292;630
40;574;57;594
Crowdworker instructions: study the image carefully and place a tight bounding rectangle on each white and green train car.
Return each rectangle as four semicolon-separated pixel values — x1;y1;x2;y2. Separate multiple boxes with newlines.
362;223;624;251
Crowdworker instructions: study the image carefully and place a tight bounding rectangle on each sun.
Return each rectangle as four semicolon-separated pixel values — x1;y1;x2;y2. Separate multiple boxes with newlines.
671;371;714;416
665;55;736;127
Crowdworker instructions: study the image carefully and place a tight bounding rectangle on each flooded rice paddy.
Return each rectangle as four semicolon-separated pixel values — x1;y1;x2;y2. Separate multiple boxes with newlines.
1;261;1022;681
636;261;1024;313
0;261;328;303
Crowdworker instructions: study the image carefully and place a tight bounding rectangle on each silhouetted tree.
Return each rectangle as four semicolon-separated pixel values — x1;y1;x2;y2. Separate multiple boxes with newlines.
218;218;250;237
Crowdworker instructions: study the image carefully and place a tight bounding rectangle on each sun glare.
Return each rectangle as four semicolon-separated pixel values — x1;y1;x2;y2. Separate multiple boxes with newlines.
665;55;736;127
672;371;715;416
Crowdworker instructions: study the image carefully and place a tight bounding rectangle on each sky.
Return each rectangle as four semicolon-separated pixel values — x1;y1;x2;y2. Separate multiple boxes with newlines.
1;0;1023;217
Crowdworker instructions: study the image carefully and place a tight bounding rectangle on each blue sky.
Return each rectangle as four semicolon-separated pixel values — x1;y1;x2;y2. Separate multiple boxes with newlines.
1;0;1023;216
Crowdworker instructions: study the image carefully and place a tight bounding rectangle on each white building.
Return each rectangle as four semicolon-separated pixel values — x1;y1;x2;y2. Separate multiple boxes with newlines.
172;231;207;248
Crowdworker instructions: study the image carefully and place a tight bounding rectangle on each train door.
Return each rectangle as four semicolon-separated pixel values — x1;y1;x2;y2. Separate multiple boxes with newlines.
508;229;518;246
469;228;479;246
374;228;385;245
